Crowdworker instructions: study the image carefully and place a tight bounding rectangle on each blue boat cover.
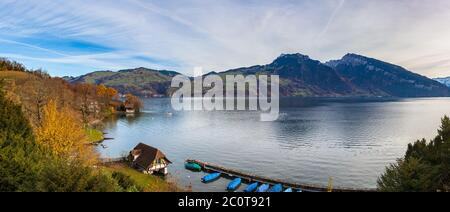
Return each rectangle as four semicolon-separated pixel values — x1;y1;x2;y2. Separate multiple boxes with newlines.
227;178;242;191
284;188;293;192
256;184;270;192
244;182;259;192
202;172;221;183
268;184;283;192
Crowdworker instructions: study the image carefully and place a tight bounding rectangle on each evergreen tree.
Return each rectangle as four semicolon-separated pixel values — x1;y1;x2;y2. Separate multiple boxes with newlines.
0;87;42;191
378;116;450;192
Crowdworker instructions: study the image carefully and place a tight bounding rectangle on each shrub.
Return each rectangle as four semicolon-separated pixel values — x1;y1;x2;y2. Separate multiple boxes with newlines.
112;171;142;192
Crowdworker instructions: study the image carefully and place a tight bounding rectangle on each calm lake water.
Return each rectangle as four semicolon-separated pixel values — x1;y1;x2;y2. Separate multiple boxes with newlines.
98;97;450;191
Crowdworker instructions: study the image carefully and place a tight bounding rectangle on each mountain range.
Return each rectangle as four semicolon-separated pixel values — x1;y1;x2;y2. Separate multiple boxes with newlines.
434;77;450;88
64;53;450;98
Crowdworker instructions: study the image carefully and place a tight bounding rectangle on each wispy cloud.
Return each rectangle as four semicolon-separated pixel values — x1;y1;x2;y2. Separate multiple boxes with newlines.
317;0;346;39
1;0;450;77
0;38;69;57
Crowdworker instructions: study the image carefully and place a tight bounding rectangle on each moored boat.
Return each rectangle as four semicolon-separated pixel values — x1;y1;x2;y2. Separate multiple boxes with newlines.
185;162;202;172
227;178;242;191
202;172;221;183
244;182;259;192
268;184;283;192
284;188;293;192
256;184;270;192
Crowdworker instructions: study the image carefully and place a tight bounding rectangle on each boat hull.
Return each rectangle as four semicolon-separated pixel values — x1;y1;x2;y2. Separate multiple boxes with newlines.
227;178;242;191
244;182;259;192
202;173;221;183
284;188;293;192
268;184;283;192
256;184;270;192
185;163;202;172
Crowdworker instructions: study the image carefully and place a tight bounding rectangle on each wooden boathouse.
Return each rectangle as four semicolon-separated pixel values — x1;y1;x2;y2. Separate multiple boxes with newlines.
129;143;172;175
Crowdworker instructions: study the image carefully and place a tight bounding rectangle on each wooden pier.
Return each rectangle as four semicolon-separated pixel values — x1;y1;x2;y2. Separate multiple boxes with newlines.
186;159;377;192
99;157;126;165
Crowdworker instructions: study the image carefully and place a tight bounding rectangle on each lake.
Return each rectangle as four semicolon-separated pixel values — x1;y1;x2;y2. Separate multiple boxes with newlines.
98;97;450;191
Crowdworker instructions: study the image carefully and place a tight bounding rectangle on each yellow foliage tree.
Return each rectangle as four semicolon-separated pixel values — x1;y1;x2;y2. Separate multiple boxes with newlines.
107;87;118;100
125;94;143;112
96;84;118;100
2;80;21;105
96;84;108;97
96;84;119;114
36;100;98;164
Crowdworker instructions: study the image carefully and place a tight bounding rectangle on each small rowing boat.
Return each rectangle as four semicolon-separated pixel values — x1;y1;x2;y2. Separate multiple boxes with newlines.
202;172;221;183
244;182;259;192
268;184;283;192
284;188;293;192
185;162;202;172
256;184;270;192
227;178;242;191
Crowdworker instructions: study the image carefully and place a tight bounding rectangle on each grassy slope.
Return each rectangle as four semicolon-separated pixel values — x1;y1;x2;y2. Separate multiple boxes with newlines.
85;127;104;144
79;72;116;84
74;70;172;86
0;71;34;81
103;163;186;192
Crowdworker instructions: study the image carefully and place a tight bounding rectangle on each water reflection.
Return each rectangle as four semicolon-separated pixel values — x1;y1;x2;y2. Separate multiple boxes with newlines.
98;97;450;191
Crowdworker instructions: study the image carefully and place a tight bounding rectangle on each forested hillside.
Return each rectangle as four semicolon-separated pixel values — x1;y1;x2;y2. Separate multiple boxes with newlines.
0;58;179;192
0;58;142;126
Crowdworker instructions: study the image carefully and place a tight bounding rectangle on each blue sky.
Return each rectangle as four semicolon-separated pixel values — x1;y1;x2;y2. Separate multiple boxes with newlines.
1;0;450;77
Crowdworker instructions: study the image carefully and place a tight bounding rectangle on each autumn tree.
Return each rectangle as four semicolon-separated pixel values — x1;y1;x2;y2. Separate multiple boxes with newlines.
16;76;54;126
50;78;76;108
0;58;26;72
124;94;143;112
1;79;21;105
96;84;108;100
96;84;118;114
35;100;98;164
73;83;98;123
